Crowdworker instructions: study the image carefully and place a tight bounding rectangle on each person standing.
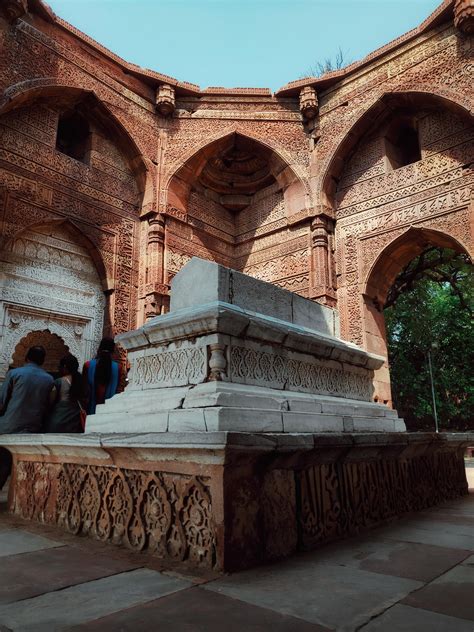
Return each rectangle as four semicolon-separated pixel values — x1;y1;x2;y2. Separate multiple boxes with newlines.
45;354;84;433
82;337;121;416
0;345;54;490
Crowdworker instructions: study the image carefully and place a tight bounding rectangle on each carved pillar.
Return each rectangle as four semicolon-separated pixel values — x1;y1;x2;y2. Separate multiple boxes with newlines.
144;212;169;319
208;344;227;381
454;0;474;34
309;214;336;306
0;0;27;22
155;85;176;116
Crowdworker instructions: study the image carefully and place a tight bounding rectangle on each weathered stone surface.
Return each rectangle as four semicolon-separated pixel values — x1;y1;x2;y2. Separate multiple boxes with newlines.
0;569;190;631
0;530;63;558
87;259;398;434
0;431;471;572
0;2;470;409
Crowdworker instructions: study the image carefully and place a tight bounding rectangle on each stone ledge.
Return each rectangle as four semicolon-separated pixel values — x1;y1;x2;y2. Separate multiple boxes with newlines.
1;431;472;457
119;301;384;371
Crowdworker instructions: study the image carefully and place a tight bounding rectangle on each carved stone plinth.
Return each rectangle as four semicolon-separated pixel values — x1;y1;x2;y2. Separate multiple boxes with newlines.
1;431;471;572
87;257;405;434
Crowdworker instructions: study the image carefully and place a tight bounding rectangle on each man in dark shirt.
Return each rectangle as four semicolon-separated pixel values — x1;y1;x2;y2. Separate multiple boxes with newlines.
0;345;54;490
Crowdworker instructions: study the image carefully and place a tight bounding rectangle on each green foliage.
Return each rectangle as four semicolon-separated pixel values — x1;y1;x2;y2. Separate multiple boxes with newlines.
385;249;473;431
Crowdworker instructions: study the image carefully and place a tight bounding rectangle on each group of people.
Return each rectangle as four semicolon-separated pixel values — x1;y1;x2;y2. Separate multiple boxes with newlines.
0;337;121;490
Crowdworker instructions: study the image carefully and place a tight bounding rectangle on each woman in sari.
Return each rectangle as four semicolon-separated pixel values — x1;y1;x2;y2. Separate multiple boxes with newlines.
82;337;121;416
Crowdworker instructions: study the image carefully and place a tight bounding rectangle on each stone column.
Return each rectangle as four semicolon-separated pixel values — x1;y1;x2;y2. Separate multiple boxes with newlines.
144;212;169;319
309;213;336;306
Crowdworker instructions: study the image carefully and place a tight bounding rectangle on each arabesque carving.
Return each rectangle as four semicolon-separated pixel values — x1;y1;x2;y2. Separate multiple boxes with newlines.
297;450;468;549
13;461;216;568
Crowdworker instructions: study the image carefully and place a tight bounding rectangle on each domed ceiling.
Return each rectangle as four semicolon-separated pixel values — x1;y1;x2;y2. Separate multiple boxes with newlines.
198;135;276;211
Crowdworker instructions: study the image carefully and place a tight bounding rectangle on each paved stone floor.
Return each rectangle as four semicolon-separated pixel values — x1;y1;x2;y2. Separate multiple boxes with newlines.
0;465;473;632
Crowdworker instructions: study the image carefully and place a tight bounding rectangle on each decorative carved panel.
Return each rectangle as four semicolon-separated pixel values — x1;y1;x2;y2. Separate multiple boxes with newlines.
296;450;468;549
230;345;372;400
0;223;105;377
13;461;217;569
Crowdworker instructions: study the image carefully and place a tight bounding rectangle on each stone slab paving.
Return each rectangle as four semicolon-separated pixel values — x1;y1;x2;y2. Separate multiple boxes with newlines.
205;560;422;630
0;529;63;558
0;484;472;631
0;546;141;604
0;569;191;631
362;604;474;631
299;536;471;582
401;563;474;622
68;587;329;632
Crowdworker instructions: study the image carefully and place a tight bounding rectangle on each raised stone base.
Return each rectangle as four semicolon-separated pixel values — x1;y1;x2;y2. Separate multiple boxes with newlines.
1;431;471;572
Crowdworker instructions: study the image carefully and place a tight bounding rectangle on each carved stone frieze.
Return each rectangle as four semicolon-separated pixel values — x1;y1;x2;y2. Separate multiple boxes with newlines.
229;345;372;401
13;461;216;568
133;347;207;387
297;450;468;549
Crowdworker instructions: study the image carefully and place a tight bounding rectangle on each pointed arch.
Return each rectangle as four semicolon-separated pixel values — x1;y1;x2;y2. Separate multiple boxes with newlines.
0;81;149;201
165;128;310;216
320;90;474;211
364;226;472;307
358;225;472;405
5;218;110;291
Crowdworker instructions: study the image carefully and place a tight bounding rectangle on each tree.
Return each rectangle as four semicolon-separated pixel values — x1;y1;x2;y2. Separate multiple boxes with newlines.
385;248;473;431
302;47;349;78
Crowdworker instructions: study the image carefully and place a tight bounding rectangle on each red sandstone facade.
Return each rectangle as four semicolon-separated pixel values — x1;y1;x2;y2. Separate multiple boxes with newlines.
0;0;472;403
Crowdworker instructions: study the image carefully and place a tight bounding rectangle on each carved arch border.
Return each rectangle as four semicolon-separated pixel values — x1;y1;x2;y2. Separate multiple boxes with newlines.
0;309;85;376
318;89;474;212
3;218;110;293
363;223;473;307
0;80;153;209
163;125;312;212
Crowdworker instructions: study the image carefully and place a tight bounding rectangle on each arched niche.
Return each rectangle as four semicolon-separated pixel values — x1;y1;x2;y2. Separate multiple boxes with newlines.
0;84;148;205
321;91;473;212
162;131;311;295
361;227;472;405
0;221;106;380
11;330;69;375
167;131;307;219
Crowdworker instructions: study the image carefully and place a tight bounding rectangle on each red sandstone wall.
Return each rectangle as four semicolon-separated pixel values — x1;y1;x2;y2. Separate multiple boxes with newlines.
312;21;473;401
0;2;471;397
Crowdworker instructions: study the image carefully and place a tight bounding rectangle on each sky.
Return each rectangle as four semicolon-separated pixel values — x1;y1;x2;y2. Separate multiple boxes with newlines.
46;0;442;92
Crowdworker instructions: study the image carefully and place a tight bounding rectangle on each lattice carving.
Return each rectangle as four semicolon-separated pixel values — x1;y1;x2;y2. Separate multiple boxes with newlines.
134;348;207;387
230;346;372;400
13;462;216;568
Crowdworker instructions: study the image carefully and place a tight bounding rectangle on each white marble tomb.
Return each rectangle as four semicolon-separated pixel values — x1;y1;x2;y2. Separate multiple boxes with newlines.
86;258;405;434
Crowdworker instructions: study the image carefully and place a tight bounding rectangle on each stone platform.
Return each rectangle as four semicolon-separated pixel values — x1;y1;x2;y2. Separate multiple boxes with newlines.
1;431;472;572
87;258;404;434
0;259;471;572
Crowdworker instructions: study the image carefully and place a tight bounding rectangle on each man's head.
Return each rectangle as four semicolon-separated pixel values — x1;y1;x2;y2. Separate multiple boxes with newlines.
25;346;46;366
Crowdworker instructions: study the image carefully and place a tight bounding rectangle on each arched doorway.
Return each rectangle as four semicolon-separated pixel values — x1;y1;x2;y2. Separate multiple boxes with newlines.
362;228;472;405
0;222;106;380
11;330;69;375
